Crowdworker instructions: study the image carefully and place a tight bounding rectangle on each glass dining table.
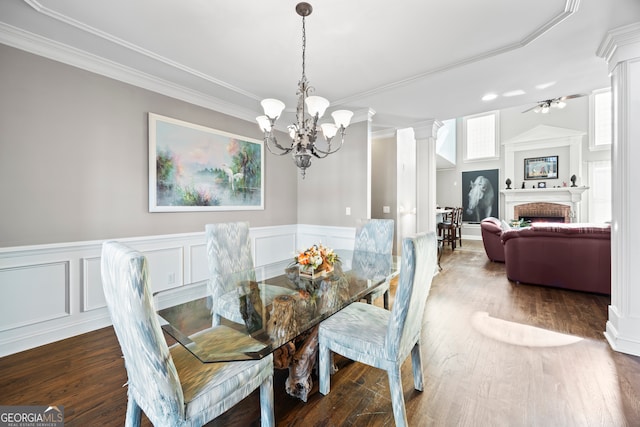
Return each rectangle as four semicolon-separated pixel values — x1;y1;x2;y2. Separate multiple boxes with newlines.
154;249;399;402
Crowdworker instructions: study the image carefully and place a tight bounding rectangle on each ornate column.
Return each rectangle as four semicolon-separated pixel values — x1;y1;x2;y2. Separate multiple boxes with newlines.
414;120;443;234
597;22;640;357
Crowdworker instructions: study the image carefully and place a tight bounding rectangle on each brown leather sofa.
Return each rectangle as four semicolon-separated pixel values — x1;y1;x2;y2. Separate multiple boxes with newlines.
480;217;505;262
501;223;611;295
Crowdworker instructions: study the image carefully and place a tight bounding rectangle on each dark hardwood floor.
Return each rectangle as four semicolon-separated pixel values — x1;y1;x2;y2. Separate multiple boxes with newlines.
2;240;639;426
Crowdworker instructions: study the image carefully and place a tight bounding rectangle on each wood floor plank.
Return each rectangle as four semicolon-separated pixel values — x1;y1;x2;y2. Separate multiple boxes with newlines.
1;240;639;426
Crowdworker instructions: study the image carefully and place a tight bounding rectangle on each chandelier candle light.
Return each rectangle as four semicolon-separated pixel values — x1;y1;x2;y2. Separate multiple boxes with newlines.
256;2;353;178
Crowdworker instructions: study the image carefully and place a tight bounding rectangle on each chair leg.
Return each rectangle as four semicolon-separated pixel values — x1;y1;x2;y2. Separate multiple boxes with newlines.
125;394;142;427
388;366;409;427
211;313;221;327
383;290;390;310
260;375;275;427
411;342;424;391
319;343;331;395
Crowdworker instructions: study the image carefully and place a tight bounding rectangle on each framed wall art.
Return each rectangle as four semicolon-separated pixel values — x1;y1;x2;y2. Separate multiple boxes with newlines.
524;156;558;180
149;113;264;212
461;169;499;223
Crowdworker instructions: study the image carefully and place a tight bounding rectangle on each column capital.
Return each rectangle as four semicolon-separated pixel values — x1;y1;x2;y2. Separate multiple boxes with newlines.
597;22;640;72
412;119;444;141
350;107;376;124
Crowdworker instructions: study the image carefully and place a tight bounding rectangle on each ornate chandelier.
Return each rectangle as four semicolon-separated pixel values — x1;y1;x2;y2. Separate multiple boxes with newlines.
256;2;353;178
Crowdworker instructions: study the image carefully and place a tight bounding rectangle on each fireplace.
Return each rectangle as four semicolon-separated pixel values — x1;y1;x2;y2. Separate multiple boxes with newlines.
514;202;571;223
500;187;588;222
500;125;588;222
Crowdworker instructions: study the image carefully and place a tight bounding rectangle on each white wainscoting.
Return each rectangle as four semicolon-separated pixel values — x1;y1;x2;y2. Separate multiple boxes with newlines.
296;224;356;251
0;223;355;357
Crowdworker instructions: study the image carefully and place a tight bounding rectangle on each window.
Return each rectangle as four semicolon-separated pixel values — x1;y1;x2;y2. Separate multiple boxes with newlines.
590;89;612;150
463;111;499;161
436;118;456;165
587;160;611;223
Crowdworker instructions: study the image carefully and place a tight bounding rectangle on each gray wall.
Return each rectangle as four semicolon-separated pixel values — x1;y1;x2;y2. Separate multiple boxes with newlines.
371;136;397;221
296;118;371;228
372;135;398;253
0;44;299;247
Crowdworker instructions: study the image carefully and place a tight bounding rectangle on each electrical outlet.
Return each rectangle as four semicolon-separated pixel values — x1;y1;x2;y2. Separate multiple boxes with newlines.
168;273;176;285
383;206;391;214
345;207;351;216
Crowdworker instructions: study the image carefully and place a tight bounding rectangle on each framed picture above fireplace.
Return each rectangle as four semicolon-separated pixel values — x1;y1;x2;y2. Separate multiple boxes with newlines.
524;155;558;180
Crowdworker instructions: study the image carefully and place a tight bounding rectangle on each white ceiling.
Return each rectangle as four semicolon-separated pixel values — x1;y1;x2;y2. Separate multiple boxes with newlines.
1;0;638;133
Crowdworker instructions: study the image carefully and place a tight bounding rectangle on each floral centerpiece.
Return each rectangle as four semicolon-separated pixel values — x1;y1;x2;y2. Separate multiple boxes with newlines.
294;244;339;278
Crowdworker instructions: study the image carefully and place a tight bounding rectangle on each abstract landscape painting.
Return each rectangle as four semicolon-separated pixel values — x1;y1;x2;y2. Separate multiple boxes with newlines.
149;113;264;212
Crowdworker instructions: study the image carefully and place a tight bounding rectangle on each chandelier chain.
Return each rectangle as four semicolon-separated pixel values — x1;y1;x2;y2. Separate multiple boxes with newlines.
301;15;306;80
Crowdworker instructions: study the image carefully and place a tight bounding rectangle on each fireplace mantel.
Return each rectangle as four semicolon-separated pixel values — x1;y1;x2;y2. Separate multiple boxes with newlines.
500;187;589;221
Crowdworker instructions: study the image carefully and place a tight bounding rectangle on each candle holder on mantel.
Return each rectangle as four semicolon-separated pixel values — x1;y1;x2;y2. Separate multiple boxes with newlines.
505;178;512;189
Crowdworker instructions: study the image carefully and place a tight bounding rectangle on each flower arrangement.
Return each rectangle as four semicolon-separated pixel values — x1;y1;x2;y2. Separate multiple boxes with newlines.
509;218;532;228
294;244;339;277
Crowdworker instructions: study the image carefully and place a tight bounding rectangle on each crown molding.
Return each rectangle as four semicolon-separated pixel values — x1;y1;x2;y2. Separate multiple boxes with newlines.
597;22;640;72
353;108;376;124
0;22;258;123
332;0;580;107
22;0;259;101
371;128;397;140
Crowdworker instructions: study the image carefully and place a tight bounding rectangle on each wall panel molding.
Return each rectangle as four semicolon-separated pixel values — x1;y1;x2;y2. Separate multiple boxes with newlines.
0;223;354;357
0;261;70;331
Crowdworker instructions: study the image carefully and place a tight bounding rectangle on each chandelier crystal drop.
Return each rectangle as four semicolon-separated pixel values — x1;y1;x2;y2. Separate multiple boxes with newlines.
256;2;353;178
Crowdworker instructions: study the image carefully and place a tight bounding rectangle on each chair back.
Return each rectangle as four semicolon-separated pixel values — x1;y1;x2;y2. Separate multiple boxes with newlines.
354;219;394;254
352;219;394;280
455;207;464;226
101;241;184;419
385;232;437;360
206;222;255;301
443;207;455;223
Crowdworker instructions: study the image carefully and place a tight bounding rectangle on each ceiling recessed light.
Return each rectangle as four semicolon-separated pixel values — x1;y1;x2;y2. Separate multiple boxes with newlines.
503;90;526;97
482;93;498;101
536;82;556;90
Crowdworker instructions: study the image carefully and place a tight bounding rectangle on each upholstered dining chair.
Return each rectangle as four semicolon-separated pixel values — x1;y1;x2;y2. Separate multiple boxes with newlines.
453;206;464;248
353;218;394;309
206;222;296;327
101;241;274;427
318;232;437;427
439;207;462;250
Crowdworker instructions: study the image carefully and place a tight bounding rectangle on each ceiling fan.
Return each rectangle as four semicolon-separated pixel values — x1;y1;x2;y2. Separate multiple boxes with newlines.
522;94;587;113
